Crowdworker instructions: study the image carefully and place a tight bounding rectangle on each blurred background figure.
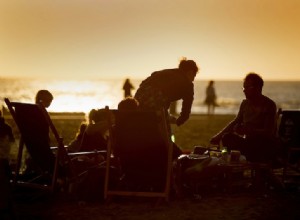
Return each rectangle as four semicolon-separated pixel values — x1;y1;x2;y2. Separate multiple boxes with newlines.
122;78;135;98
204;80;217;115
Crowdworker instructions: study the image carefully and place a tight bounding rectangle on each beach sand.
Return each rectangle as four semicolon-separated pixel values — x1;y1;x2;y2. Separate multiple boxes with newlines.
12;188;300;220
4;114;300;219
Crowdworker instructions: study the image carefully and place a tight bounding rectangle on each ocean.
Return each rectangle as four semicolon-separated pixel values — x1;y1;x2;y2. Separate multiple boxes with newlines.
1;77;300;115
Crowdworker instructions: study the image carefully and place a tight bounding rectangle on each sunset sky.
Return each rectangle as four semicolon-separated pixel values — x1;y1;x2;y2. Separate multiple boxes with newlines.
1;0;300;81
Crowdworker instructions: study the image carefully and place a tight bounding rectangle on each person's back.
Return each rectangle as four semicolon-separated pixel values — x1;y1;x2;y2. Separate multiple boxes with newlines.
80;109;109;152
134;58;199;126
139;69;193;104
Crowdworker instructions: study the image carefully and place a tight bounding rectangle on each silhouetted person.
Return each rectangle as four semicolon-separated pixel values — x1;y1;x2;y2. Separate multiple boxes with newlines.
210;73;277;162
0;109;14;213
0;110;15;160
80;108;109;152
0;159;16;220
116;97;182;160
68;122;87;153
24;90;54;174
118;97;139;111
134;58;199;126
122;78;135;98
35;89;53;108
204;80;217;115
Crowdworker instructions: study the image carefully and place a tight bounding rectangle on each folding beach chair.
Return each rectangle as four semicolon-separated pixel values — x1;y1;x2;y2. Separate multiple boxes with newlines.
104;108;173;202
4;98;103;194
277;109;300;182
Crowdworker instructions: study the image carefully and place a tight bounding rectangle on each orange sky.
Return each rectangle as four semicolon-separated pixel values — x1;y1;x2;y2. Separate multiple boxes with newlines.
1;0;300;81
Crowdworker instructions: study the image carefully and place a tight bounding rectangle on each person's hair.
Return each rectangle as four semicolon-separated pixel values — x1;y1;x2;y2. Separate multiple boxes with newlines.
88;109;107;123
178;58;199;74
76;122;87;140
244;72;264;91
35;90;53;104
118;97;139;111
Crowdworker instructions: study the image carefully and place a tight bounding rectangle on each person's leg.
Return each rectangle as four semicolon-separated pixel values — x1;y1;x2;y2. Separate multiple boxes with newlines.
244;136;275;163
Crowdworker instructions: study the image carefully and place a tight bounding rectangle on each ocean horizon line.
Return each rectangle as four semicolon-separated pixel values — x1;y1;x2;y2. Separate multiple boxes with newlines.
1;76;300;83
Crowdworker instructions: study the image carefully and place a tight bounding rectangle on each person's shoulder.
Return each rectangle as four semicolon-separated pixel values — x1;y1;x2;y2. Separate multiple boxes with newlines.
153;68;177;74
261;95;277;113
262;95;276;106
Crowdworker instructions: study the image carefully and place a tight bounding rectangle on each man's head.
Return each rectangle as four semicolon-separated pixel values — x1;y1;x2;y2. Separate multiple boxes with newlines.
35;90;53;108
243;72;264;100
178;58;199;82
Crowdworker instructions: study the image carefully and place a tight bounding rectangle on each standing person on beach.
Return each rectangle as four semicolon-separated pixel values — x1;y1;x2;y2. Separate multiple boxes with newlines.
122;78;135;98
204;80;217;115
134;58;199;126
210;73;277;162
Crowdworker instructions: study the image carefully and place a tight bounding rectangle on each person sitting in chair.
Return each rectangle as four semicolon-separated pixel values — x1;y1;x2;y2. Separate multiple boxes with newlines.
210;72;277;163
80;108;109;152
35;90;53;108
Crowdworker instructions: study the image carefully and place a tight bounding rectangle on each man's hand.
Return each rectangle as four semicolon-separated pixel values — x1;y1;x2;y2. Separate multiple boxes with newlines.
210;135;221;145
168;115;177;124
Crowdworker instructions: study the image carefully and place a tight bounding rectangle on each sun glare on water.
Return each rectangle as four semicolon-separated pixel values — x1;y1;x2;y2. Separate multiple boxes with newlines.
45;80;123;113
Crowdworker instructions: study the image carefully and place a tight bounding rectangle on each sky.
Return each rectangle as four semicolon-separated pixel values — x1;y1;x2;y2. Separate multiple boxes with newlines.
1;0;300;81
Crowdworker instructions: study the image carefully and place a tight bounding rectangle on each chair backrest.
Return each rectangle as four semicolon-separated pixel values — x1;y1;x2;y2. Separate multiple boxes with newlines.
5;99;56;173
114;110;168;180
278;110;300;148
104;108;173;201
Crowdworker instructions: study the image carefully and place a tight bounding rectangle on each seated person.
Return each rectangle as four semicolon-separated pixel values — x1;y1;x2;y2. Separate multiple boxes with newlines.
0;110;15;160
35;89;53;108
68;122;87;153
80;108;109;152
210;73;277;163
116;97;182;160
114;97;167;189
24;90;54;174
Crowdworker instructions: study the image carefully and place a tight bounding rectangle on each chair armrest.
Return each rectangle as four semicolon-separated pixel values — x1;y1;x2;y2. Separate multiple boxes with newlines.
50;145;69;150
67;150;107;157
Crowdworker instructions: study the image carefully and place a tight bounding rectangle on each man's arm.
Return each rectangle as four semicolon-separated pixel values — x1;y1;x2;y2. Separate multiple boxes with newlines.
210;101;244;144
176;86;193;126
